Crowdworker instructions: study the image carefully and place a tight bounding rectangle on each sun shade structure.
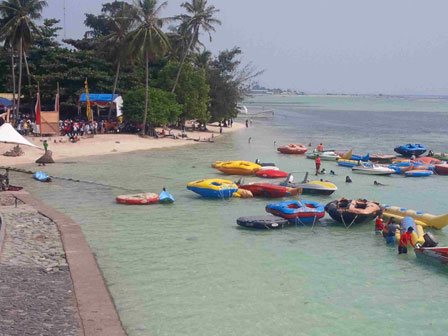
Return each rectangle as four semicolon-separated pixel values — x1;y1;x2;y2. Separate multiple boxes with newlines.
0;123;39;148
79;94;123;117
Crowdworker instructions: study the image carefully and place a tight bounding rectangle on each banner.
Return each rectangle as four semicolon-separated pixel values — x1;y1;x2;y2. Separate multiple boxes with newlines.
35;88;41;134
84;79;92;122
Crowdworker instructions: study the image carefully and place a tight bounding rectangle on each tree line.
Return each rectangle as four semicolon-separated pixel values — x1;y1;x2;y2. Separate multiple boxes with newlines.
0;0;261;134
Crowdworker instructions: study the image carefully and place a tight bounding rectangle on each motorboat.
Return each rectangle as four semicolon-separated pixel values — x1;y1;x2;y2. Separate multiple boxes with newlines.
306;150;340;161
236;215;290;229
352;163;395;175
187;179;238;199
279;173;337;196
265;200;325;224
255;169;288;178
394;144;427;157
277;144;307;154
325;198;381;225
116;193;159;205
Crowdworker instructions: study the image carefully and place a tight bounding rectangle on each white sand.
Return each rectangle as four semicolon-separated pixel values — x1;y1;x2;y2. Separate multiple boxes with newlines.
0;122;246;166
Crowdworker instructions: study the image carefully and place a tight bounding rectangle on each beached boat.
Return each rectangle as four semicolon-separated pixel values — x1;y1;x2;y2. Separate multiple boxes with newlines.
369;154;396;164
394;144;427;157
255;169;288;178
33;171;52;182
277;144;307;154
434;164;448;175
306;151;340;160
325;198;381;225
215;161;261;175
159;190;175;204
187;179;238;199
279;173;337;196
337;159;359;168
239;182;299;198
382;205;448;230
265;200;325;224
236;215;290;229
404;170;433;177
352;163;395;175
116;193;159;205
415;247;448;266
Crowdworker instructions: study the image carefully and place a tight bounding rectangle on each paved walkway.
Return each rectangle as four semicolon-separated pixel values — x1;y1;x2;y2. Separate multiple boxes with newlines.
0;191;126;336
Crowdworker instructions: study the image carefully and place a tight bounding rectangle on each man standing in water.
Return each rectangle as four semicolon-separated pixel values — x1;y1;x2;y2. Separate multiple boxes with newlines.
315;155;321;176
398;227;415;254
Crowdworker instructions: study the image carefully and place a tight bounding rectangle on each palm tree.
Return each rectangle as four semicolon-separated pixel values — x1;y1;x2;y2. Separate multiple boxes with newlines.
171;0;220;93
102;3;136;121
127;0;170;135
0;0;47;121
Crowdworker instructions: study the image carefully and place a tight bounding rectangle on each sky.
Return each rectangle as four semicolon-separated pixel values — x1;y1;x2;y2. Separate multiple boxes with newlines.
43;0;448;95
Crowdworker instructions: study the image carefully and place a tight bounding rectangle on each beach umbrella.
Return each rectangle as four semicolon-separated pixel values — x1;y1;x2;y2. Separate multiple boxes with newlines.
0;123;39;148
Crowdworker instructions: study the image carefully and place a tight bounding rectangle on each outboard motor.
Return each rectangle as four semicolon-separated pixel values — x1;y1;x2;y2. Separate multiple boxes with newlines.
422;232;439;247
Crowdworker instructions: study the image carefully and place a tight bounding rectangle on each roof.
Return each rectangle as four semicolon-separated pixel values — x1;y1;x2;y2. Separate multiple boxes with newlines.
79;93;120;103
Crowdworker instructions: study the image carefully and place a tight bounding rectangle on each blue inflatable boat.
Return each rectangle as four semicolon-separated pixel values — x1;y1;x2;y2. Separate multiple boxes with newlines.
404;170;433;177
394;144;427;157
265;200;325;224
33;171;51;182
159;189;175;204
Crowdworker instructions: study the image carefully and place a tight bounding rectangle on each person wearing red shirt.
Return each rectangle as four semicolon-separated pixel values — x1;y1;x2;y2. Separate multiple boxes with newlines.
315;155;321;176
375;215;384;233
317;143;324;152
398;227;415;254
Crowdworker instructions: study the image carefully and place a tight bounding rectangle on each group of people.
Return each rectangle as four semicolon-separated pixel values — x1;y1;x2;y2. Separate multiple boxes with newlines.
16;119;36;135
375;215;417;254
60;120;100;137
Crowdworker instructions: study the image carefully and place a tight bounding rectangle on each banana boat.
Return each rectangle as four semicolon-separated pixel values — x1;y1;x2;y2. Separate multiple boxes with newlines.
382;205;448;230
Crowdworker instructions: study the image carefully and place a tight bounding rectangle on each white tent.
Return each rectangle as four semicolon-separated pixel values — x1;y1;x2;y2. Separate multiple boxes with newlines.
0;123;39;148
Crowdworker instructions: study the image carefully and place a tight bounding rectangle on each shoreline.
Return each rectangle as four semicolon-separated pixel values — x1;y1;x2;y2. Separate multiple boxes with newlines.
0;122;246;166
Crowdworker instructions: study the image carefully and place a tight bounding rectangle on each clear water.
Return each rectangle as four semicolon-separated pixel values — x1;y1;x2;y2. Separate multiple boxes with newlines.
11;95;448;336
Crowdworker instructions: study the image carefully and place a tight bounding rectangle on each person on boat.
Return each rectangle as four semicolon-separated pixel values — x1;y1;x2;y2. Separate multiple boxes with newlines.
345;176;352;183
384;217;399;244
375;214;384;233
315;155;321;176
317;143;324;152
330;170;336;175
374;180;384;186
398;227;415;254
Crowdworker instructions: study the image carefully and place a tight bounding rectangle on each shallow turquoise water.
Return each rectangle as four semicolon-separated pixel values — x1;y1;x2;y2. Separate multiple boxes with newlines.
11;95;448;336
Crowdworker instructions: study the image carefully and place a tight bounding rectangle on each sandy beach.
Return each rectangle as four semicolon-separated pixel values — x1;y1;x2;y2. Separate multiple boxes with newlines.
0;122;245;166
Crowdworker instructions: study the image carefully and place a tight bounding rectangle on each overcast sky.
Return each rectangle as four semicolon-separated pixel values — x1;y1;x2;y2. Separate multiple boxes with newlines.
43;0;448;95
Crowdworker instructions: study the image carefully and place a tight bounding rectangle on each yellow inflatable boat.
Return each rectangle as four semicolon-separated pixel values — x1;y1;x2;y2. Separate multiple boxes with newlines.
382;205;448;230
214;161;261;175
187;179;238;199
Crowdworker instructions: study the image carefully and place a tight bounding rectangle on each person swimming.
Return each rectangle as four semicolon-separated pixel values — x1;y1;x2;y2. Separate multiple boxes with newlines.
374;180;384;186
330;170;336;175
345;176;352;183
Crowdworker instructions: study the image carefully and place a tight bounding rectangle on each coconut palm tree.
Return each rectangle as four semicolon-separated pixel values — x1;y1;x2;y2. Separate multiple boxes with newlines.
0;0;47;121
127;0;170;135
171;0;220;93
102;3;136;120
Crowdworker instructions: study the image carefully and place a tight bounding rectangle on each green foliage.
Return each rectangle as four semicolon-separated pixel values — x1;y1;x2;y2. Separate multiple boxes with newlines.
122;87;182;125
156;62;210;121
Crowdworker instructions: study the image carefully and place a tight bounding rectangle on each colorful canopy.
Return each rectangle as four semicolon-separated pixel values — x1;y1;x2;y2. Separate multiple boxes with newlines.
79;93;123;117
0;97;12;107
0;123;39;148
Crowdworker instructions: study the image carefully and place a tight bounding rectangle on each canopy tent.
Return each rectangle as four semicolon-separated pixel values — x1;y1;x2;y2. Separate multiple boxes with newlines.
0;98;12;108
79;93;123;117
0;123;39;148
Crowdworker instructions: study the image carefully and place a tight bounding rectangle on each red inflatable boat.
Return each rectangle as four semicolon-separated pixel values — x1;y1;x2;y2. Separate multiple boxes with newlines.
239;183;299;198
116;193;160;205
255;169;288;178
277;144;307;154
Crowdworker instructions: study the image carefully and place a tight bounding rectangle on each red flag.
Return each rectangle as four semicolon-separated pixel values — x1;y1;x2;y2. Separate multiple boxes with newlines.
35;89;41;126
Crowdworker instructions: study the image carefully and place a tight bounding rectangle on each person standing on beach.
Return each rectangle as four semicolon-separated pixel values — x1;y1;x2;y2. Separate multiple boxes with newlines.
315;155;321;176
398;227;415;254
43;140;48;153
245;119;249;128
220;126;223;134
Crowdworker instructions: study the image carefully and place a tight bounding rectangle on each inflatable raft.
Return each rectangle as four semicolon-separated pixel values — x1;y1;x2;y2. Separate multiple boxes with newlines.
236;216;290;229
215;161;261;175
33;171;52;182
239;183;299;198
116;193;159;205
266;200;325;224
187;179;238;199
337;159;359;168
255;169;288;178
394;217;425;245
325;198;381;225
277;144;307;154
404;170;433;177
382;205;448;230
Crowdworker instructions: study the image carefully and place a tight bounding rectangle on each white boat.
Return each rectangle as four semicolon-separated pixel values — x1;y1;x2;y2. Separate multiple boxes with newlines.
352;163;395;175
306;150;340;161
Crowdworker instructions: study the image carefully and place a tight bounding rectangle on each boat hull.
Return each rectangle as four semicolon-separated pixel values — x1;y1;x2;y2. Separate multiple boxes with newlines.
415;247;448;266
352;167;395;175
435;164;448;175
116;193;159;205
325;199;381;224
236;216;290;229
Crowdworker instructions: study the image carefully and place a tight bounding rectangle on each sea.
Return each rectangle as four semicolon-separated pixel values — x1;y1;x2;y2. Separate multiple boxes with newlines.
11;95;448;336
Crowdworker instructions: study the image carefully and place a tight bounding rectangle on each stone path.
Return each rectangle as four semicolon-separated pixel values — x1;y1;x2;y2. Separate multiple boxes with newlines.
0;196;82;335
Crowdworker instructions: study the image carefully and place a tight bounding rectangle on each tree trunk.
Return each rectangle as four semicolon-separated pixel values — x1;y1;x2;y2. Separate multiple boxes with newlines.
16;38;23;123
23;49;33;98
108;61;121;121
142;51;149;135
171;30;197;94
10;48;16;118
